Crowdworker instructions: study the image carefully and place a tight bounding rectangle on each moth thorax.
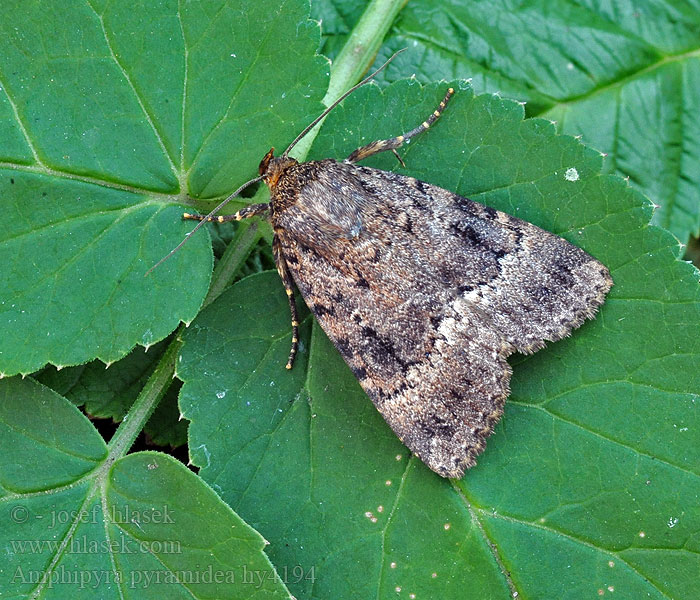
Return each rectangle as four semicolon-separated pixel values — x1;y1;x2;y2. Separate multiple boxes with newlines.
259;149;297;191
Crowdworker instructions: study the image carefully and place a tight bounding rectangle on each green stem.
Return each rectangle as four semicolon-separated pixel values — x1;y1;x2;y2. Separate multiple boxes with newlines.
323;0;406;107
105;337;182;461
291;0;406;160
203;220;263;309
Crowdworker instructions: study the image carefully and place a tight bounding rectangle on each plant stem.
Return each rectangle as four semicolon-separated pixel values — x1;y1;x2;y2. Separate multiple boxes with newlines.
105;337;182;461
324;0;406;107
204;220;263;309
290;0;406;160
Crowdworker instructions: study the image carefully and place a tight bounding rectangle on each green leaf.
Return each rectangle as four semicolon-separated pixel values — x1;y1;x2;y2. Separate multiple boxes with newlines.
0;0;328;377
179;80;699;599
37;343;168;420
0;376;291;598
36;342;188;448
368;0;700;244
3;1;698;598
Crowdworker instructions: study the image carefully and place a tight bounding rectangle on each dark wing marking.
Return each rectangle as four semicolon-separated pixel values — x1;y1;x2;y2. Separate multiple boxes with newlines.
274;161;612;477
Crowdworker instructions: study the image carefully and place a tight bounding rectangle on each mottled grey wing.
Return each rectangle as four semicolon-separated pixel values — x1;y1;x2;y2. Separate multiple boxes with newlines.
275;161;612;478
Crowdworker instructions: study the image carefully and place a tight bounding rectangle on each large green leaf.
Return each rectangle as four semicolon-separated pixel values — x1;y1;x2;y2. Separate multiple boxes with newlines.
2;1;698;598
366;0;700;244
0;377;291;599
179;80;699;599
0;0;327;376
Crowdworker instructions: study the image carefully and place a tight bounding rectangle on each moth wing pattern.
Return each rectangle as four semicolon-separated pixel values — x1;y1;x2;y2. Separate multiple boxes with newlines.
273;160;612;478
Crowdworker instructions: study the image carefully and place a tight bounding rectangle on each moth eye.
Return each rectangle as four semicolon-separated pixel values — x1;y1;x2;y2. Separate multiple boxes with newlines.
259;147;275;175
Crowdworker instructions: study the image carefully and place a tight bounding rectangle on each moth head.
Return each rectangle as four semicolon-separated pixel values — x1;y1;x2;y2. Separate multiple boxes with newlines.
259;147;297;190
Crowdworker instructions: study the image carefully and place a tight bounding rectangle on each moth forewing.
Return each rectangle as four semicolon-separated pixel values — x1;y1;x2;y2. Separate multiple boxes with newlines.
256;92;612;478
179;81;611;478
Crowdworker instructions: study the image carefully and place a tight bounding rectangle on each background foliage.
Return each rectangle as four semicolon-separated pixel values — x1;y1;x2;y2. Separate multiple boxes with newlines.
0;0;698;598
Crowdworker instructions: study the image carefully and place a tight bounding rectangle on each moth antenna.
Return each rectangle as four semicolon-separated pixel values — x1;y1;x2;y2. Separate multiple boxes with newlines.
283;48;407;157
145;175;263;276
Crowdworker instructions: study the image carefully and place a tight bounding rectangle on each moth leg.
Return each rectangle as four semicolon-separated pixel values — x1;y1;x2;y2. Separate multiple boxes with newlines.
272;235;299;370
346;87;455;164
183;202;269;223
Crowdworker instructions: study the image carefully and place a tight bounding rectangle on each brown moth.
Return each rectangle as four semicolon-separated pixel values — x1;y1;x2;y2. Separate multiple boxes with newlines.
156;57;612;478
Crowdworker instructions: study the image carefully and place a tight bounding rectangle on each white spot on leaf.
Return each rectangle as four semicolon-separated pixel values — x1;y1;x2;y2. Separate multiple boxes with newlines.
565;167;579;182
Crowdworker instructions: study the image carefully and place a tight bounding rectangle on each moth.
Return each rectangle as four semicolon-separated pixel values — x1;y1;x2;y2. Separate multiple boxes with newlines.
155;56;613;478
